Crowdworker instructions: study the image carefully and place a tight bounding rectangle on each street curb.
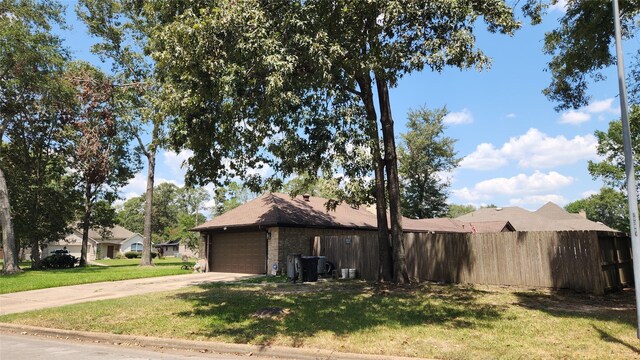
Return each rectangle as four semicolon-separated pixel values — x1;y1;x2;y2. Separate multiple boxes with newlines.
0;323;427;360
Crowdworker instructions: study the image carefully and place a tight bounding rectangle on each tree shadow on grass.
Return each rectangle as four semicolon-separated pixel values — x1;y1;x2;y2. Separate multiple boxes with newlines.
171;282;505;345
513;289;636;327
592;325;640;354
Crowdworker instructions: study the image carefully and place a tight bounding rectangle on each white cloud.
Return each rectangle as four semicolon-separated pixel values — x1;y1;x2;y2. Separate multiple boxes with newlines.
163;150;193;176
506;113;516;119
443;108;473;125
459;143;507;170
581;190;599;198
509;194;569;208
460;128;598;170
119;172;147;198
451;187;488;202
558;98;619;125
549;0;567;13
559;110;590;125
452;171;574;202
586;98;616;114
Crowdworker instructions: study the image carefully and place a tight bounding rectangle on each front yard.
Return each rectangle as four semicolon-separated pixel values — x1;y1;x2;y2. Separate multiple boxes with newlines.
0;258;195;294
0;278;636;359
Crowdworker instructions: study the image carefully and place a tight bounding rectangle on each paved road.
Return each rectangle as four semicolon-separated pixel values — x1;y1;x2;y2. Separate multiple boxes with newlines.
0;272;254;315
0;333;272;360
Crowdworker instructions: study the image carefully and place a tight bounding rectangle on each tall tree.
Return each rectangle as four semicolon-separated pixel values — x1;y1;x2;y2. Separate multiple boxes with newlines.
115;183;209;245
524;0;640;109
398;107;460;219
0;0;76;272
115;196;144;234
588;107;640;195
566;188;630;233
145;1;520;283
67;61;139;267
77;0;164;266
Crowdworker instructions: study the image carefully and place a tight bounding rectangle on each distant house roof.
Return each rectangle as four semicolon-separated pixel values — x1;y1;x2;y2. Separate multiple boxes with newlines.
534;202;583;220
87;225;138;242
461;221;516;233
156;239;181;247
456;202;616;232
403;218;471;233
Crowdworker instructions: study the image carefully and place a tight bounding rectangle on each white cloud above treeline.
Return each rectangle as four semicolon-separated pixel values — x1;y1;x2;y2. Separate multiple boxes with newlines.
452;171;574;202
443;108;473;125
460;128;598;171
558;97;618;125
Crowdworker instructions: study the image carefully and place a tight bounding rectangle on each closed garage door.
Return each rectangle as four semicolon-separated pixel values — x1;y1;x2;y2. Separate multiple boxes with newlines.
210;232;266;274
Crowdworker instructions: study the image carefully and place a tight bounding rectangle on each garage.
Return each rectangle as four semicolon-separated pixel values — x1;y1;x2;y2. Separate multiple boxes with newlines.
209;231;266;274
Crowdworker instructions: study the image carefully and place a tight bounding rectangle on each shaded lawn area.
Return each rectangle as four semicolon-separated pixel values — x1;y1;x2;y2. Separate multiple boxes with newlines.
0;258;195;294
0;279;637;359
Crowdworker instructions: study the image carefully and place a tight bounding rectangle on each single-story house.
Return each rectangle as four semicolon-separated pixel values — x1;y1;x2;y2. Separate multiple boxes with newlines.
44;225;144;260
155;239;197;258
192;193;506;275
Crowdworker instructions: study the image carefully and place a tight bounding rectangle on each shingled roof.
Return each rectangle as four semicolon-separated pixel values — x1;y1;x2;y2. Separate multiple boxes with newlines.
193;193;472;233
456;202;616;232
193;193;380;231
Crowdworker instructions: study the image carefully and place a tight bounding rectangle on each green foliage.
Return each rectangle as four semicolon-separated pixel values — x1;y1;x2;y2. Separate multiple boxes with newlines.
0;0;81;267
115;196;144;234
527;0;640;109
565;188;631;233
447;204;477;218
115;183;210;245
124;251;140;259
398;107;460;219
588;107;640;195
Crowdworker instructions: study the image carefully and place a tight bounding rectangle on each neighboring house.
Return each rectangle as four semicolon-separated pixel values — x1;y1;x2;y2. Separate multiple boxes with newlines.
155;239;197;258
455;202;616;232
193;192;493;275
43;225;144;260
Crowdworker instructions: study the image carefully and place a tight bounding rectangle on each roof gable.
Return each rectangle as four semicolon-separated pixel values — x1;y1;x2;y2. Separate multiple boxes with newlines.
193;193;380;231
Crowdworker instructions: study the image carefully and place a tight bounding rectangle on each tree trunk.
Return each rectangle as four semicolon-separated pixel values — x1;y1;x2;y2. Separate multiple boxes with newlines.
375;75;409;284
79;181;92;267
356;75;392;282
0;168;21;274
140;122;159;266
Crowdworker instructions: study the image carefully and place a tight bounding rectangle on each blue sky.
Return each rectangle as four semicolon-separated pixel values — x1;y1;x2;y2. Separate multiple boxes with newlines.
56;1;637;212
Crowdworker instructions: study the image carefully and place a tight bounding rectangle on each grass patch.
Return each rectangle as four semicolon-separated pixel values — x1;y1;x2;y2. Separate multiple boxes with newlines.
0;257;195;294
0;281;636;359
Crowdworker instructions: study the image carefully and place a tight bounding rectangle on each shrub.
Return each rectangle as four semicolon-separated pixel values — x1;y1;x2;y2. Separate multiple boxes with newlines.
114;253;124;259
41;254;78;269
124;251;141;259
151;252;158;259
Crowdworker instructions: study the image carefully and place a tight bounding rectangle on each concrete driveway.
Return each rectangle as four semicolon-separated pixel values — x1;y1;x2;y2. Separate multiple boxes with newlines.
0;272;254;315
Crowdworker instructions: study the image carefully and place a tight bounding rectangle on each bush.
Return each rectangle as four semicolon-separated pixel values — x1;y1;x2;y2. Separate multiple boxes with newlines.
124;251;141;259
114;253;124;259
151;252;158;259
41;254;78;269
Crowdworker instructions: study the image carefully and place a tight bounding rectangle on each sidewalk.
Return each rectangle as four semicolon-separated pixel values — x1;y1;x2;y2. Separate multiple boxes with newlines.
0;272;254;315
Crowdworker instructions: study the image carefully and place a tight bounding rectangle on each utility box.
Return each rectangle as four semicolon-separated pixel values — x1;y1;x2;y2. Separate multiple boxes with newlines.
287;254;302;282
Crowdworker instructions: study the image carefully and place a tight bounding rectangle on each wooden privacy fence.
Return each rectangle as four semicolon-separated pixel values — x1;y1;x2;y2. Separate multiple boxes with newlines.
312;231;633;294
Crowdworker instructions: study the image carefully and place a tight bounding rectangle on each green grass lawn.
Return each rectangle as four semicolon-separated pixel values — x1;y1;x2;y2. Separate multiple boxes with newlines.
0;257;195;294
1;279;636;359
